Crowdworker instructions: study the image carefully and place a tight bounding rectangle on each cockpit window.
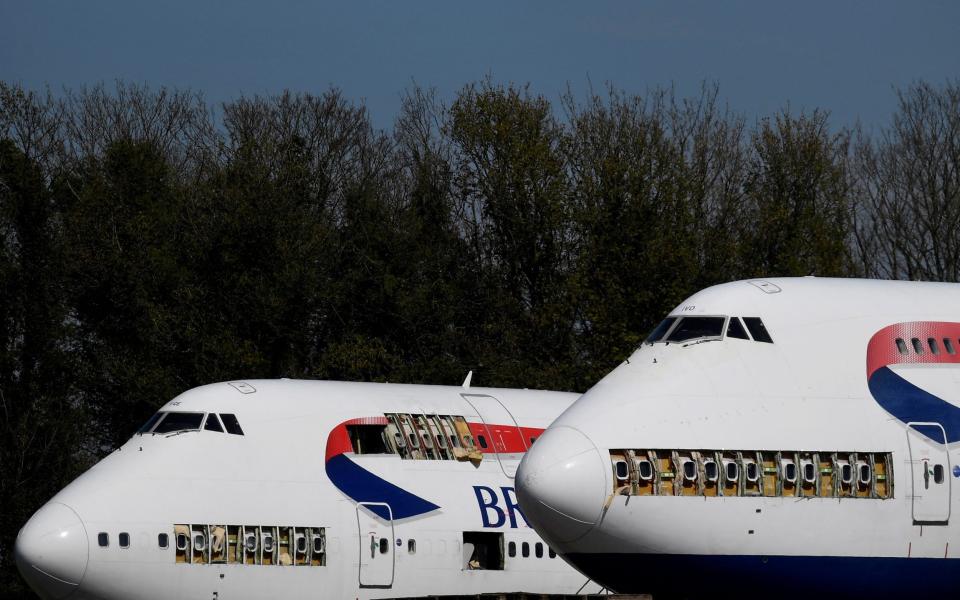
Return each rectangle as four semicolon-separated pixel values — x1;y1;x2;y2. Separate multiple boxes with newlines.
137;412;165;434
204;413;224;433
645;317;678;343
666;316;725;342
152;412;205;434
726;317;750;340
743;317;773;343
220;413;245;436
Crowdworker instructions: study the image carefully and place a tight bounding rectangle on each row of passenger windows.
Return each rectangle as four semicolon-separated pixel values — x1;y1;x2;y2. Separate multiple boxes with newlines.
96;528;556;570
507;540;556;559
610;450;893;499
645;316;773;345
173;525;326;566
462;532;556;570
137;411;244;436
349;414;488;461
895;336;958;356
364;533;557;566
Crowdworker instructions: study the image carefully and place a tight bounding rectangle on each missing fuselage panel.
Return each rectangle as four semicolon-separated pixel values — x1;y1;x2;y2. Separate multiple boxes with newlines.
610;449;894;500
462;531;504;570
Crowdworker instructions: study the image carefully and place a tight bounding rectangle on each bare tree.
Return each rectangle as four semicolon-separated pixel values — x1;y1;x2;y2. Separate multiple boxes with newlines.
854;80;960;281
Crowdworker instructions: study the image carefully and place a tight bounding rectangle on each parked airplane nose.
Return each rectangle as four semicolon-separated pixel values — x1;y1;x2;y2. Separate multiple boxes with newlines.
516;425;607;544
15;502;89;599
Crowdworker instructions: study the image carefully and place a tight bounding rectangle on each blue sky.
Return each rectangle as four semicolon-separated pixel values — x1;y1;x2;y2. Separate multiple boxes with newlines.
2;1;957;130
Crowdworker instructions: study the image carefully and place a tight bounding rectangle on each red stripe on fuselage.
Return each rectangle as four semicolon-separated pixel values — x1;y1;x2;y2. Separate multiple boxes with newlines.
467;423;545;454
867;322;960;379
325;417;544;460
325;417;390;462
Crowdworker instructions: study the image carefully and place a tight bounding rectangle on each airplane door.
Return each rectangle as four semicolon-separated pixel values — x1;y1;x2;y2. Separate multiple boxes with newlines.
906;422;951;524
461;393;527;478
356;502;395;588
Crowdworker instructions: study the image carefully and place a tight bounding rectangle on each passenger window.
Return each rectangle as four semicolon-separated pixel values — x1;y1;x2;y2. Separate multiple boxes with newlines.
119;532;130;548
726;317;750;340
477;435;488;449
530;436;537;445
858;462;872;486
408;539;416;554
508;541;516;557
896;338;908;355
745;461;759;482
614;460;629;480
204;414;224;432
637;459;654;481
220;413;244;435
158;533;168;548
782;460;797;483
152;412;205;434
933;464;944;484
928;338;940;355
379;538;388;554
945;338;956;355
666;316;725;342
724;461;739;483
243;531;257;552
521;542;530;558
703;460;718;482
912;338;923;354
742;318;773;343
839;462;853;486
535;542;544;558
98;532;109;547
682;460;697;481
549;548;556;558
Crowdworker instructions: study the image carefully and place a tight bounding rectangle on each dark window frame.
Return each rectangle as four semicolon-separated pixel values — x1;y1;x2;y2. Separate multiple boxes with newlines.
666;316;726;343
204;413;224;433
152;412;205;434
742;317;773;343
726;317;751;340
220;413;244;436
645;316;678;343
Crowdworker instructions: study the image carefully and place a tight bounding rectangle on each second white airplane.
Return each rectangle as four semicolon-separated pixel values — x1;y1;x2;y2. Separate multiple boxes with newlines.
517;277;960;599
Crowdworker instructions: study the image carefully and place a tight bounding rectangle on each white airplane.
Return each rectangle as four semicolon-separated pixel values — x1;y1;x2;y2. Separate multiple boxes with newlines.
516;277;960;599
15;379;605;599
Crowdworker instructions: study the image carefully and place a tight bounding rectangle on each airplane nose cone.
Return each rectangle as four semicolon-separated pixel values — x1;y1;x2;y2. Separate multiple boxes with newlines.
15;502;89;599
516;425;608;544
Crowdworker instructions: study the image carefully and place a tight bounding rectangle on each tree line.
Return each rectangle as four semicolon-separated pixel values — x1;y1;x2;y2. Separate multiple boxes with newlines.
1;78;957;595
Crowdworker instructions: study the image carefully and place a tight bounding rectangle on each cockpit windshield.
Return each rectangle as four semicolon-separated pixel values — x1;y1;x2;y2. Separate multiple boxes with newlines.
644;317;677;343
152;412;205;434
137;410;246;436
666;316;725;342
645;314;774;345
137;411;165;434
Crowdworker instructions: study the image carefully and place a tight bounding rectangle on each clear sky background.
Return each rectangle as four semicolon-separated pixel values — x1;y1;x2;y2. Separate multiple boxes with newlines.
2;1;957;130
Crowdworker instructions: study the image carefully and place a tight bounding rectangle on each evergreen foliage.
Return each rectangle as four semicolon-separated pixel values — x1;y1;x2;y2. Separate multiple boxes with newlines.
0;78;957;597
